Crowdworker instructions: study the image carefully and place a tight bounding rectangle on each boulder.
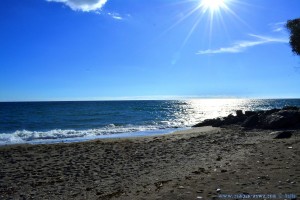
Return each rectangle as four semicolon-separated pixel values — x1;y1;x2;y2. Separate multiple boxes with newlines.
277;110;299;118
273;131;293;139
245;111;256;117
264;109;280;115
277;110;300;127
263;114;287;129
261;111;300;129
282;106;299;110
222;113;246;125
222;114;235;125
236;110;243;117
193;118;223;127
242;114;259;128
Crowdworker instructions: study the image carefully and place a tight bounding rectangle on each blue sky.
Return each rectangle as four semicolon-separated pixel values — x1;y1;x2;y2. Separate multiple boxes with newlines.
0;0;299;101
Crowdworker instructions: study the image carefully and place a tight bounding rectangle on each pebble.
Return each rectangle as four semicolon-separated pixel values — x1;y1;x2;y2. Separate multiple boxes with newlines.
287;147;293;149
178;186;185;189
216;156;222;161
216;188;221;192
196;196;203;199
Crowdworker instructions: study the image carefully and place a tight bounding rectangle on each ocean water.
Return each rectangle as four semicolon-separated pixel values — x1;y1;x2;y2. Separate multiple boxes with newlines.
1;99;300;145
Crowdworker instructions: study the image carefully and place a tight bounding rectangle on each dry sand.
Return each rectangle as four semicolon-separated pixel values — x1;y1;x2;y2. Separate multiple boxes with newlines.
0;126;299;199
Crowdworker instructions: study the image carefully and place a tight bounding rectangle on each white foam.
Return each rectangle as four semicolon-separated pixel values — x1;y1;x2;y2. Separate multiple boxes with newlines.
0;133;26;145
0;123;188;145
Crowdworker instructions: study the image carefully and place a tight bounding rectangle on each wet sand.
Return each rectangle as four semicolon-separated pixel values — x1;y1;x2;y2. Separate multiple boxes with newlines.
0;126;299;199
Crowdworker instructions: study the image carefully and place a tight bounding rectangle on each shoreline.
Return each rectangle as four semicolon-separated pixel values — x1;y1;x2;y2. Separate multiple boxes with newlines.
0;127;190;146
1;125;299;199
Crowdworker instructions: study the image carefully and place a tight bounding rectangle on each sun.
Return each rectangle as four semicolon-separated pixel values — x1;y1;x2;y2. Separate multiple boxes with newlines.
200;0;227;12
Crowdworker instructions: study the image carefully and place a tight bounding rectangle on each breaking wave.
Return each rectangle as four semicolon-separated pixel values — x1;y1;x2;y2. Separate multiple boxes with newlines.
0;123;185;145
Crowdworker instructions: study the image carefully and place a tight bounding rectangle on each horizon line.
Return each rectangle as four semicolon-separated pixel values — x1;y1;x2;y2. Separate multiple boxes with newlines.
1;97;300;103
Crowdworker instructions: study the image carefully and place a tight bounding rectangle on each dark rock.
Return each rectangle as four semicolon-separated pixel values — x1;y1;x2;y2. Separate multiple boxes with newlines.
193;118;223;127
222;113;246;125
212;118;224;127
242;114;259;128
245;111;256;117
264;109;281;115
282;106;299;110
257;110;265;114
193;106;300;130
263;110;300;129
263;114;287;129
226;114;234;120
274;131;293;139
277;110;299;117
222;115;236;125
192;168;206;174
236;110;243;117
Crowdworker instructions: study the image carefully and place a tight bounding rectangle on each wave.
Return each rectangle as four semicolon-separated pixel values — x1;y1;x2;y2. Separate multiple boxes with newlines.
0;123;187;145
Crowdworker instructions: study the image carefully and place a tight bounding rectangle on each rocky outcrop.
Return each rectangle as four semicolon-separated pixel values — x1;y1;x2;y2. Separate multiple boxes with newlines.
193;106;300;130
273;131;293;139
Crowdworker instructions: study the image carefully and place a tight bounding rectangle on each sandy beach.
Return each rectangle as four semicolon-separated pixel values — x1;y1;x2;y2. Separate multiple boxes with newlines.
0;125;299;199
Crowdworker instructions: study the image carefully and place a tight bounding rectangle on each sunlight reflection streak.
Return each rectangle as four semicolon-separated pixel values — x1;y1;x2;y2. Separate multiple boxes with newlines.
159;5;201;38
221;3;252;30
181;12;205;48
215;9;231;42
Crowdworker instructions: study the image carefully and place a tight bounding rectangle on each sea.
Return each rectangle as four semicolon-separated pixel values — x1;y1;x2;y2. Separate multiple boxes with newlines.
1;99;300;145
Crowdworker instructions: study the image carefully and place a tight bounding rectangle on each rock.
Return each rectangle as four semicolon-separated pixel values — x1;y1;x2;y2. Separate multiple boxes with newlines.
178;186;185;189
242;114;259;128
263;110;300;129
245;111;256;117
264;109;281;115
192;167;206;174
273;131;293;139
193;106;300;129
193;118;223;127
277;110;299;118
222;113;246;125
236;110;243;117
216;188;221;192
263;114;287;129
282;106;299;110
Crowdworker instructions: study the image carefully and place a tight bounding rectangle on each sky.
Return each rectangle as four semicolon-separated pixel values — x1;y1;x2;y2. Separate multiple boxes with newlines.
0;0;299;101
